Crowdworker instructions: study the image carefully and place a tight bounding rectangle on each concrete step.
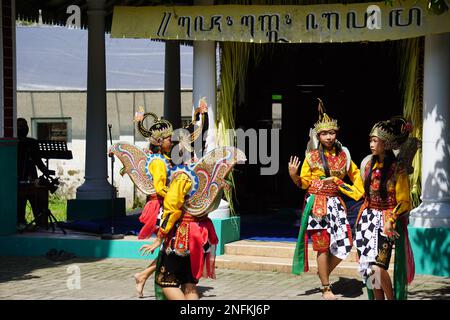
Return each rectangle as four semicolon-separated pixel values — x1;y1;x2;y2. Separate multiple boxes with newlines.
216;254;293;273
215;253;394;277
224;240;295;258
218;240;395;277
224;240;394;263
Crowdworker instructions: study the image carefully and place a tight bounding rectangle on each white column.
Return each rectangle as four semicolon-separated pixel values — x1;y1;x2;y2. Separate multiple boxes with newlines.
193;0;217;153
193;0;229;219
193;42;217;153
410;33;450;228
76;0;112;200
164;40;181;129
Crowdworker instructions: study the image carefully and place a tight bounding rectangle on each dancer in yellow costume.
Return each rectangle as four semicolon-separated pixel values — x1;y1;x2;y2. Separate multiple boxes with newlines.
111;100;245;300
138;99;230;300
289;98;364;300
355;116;416;300
131;110;173;297
133;103;207;298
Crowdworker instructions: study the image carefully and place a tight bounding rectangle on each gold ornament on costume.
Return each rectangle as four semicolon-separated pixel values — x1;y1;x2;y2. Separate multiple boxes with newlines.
313;98;339;133
134;106;173;146
369;116;412;150
111;142;246;216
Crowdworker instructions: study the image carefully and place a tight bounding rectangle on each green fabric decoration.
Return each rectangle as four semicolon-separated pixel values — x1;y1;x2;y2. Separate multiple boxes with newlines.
365;218;408;300
292;195;315;275
367;287;374;300
394;218;408;300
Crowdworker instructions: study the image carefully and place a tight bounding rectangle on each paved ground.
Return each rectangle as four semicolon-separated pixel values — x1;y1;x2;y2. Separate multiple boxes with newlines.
0;256;449;300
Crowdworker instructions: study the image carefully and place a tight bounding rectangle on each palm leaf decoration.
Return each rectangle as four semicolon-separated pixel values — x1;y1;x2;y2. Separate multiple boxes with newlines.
395;37;424;208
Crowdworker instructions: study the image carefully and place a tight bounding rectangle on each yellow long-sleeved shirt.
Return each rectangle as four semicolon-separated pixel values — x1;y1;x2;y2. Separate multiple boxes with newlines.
298;148;364;201
149;155;170;198
370;161;412;220
157;172;192;239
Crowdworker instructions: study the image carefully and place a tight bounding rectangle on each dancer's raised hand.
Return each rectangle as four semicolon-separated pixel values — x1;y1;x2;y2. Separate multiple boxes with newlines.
288;156;301;177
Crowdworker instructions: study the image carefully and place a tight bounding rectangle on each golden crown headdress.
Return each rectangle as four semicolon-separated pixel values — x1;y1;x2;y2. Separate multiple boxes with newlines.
134;106;173;146
313;98;339;133
370;116;412;150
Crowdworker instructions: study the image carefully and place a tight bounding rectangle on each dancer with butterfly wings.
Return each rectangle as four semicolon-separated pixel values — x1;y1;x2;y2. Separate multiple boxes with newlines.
110;98;245;299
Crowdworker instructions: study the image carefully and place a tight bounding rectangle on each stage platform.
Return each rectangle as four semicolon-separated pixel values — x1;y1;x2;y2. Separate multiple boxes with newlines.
0;214;240;259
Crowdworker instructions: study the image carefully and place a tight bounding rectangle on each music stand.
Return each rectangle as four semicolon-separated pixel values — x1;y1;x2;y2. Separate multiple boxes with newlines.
36;140;73;234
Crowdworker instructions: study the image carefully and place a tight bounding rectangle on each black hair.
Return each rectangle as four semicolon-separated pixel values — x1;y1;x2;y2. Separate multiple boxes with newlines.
317;138;342;178
364;149;396;200
183;111;209;159
149;121;171;133
149;144;161;154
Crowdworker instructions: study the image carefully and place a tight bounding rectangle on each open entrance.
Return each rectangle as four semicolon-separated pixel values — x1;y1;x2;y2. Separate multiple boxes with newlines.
234;41;403;240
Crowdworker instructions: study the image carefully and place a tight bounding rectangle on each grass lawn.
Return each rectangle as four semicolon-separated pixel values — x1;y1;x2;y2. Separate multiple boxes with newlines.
25;195;139;224
25;194;67;223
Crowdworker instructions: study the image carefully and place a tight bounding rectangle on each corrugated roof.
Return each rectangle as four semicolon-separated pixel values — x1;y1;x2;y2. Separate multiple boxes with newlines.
17;25;194;90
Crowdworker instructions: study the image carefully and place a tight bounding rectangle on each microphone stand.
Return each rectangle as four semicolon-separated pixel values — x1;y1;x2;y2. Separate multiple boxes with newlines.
101;124;124;240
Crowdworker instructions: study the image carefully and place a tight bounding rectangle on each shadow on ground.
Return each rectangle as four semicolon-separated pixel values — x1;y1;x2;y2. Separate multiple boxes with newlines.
297;277;364;298
331;277;365;298
198;285;216;298
0;255;102;285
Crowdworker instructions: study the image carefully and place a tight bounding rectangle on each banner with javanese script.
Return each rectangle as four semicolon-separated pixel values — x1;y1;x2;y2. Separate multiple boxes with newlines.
110;1;450;43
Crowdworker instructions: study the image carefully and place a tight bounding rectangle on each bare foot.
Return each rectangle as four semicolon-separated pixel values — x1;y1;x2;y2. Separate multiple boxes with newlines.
322;288;338;300
134;273;146;298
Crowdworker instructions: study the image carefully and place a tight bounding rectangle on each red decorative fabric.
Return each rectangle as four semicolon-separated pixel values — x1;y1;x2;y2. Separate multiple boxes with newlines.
401;215;415;284
308;149;348;177
304;232;309;272
174;220;190;255
346;224;353;246
188;217;219;280
312;194;328;218
137;198;162;239
310;229;330;252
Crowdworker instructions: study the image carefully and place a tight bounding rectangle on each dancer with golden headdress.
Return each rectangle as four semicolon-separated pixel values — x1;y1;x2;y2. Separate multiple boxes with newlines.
110;98;245;300
355;116;416;300
289;98;364;300
137;98;244;300
132;101;208;298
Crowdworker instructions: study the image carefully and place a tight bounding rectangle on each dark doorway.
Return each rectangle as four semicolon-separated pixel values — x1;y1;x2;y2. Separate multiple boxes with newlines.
234;41;402;227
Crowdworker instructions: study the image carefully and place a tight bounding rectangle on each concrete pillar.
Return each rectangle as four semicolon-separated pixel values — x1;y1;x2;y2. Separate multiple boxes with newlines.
76;0;112;200
193;0;217;154
410;33;450;228
1;0;15;138
164;40;181;129
0;0;18;235
192;0;230;219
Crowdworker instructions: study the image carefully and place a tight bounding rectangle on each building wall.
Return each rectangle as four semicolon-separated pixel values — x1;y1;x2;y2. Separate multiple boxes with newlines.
2;0;14;138
17;90;193;209
0;0;18;235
